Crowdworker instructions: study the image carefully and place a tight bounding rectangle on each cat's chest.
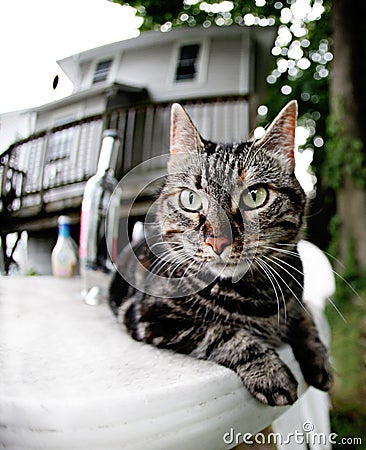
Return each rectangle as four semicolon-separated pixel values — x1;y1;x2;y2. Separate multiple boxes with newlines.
208;282;239;300
197;278;285;321
203;277;269;305
190;282;285;341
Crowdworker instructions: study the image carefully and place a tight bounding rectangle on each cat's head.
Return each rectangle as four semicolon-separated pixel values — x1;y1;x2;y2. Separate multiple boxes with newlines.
150;101;307;282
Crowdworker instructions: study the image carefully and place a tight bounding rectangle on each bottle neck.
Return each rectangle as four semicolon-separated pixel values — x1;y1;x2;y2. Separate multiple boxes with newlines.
97;134;119;173
58;223;71;238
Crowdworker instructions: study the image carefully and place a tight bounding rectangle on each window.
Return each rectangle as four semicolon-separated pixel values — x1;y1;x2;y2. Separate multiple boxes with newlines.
93;59;113;84
175;44;200;82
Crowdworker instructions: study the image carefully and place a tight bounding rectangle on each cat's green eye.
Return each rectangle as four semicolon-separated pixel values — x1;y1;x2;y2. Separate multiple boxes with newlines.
241;185;268;210
179;189;202;212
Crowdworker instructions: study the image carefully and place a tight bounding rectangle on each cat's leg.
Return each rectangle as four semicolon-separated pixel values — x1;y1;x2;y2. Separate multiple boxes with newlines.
123;300;298;405
287;311;333;391
193;328;299;406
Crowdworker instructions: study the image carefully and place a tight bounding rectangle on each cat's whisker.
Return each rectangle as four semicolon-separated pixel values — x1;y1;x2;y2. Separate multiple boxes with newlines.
256;257;288;320
148;249;185;275
257;256;309;315
330;269;361;300
315;249;346;269
262;255;305;292
149;246;183;264
266;254;304;278
148;258;171;277
181;252;202;279
165;261;185;284
254;257;287;327
148;238;181;245
264;245;301;259
163;248;195;278
168;253;192;276
325;295;348;323
177;257;200;290
262;255;309;318
148;241;182;252
265;245;358;318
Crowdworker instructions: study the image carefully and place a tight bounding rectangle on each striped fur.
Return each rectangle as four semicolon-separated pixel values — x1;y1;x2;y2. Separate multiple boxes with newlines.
109;102;332;406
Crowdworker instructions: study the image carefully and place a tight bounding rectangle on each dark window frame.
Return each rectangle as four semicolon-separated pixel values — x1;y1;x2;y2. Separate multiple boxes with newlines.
175;44;200;82
93;59;113;84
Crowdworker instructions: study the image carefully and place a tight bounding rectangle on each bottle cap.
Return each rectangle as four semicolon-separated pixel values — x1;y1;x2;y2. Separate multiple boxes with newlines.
102;129;119;139
98;129;120;173
58;215;71;225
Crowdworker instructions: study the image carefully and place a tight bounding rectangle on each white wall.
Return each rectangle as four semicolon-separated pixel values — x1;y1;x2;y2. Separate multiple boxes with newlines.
112;31;251;102
35;94;106;132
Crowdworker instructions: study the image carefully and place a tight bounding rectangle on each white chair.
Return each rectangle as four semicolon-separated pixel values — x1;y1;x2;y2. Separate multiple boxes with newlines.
0;240;334;449
271;240;334;450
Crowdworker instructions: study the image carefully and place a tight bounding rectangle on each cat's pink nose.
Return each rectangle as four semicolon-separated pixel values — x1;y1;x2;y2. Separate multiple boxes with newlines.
205;236;231;255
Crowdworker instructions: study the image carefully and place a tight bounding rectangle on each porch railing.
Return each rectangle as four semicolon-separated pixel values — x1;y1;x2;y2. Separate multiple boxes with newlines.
0;116;103;221
109;96;250;176
0;96;249;230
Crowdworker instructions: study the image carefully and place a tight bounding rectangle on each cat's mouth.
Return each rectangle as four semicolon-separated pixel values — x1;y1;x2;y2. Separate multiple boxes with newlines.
207;256;251;280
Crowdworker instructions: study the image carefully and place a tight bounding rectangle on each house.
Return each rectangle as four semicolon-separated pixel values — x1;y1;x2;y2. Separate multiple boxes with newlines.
0;25;275;274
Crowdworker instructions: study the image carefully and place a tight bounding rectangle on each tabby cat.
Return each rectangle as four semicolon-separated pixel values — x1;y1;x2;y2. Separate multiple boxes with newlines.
109;101;332;406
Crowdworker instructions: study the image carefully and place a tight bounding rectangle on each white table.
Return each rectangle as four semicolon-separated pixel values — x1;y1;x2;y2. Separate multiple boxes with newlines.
0;241;334;450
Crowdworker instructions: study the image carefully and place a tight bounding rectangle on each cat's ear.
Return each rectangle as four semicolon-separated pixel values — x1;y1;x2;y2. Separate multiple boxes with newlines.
255;100;297;171
170;103;203;154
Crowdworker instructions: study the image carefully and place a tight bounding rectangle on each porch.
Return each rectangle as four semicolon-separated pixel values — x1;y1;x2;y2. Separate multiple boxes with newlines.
0;96;250;274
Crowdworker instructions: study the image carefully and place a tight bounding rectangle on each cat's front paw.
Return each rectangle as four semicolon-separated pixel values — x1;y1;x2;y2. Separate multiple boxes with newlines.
301;354;333;392
239;358;298;406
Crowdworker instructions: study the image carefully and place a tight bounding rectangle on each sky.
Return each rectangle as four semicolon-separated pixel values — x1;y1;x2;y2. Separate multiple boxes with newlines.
0;0;142;114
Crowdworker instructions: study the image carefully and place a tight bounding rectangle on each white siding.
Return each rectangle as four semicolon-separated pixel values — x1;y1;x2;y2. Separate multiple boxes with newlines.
205;35;251;97
115;42;172;98
114;32;251;102
185;100;249;143
35;96;106;132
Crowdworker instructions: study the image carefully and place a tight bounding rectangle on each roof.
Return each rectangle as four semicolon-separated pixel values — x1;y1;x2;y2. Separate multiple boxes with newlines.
31;82;148;113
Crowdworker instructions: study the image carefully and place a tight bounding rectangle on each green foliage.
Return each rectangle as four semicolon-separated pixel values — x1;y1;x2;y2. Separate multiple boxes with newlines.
115;0;332;156
330;413;366;450
115;0;283;31
114;0;185;31
327;214;341;263
323;113;366;190
326;290;366;443
327;215;366;302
